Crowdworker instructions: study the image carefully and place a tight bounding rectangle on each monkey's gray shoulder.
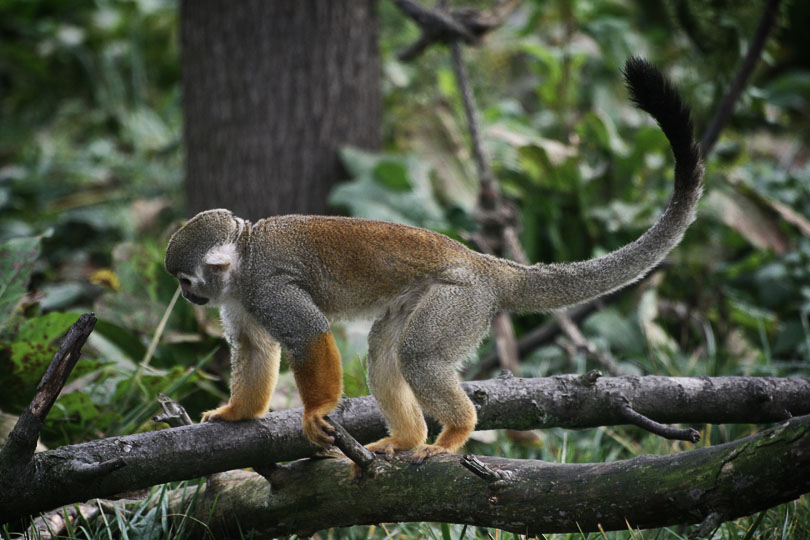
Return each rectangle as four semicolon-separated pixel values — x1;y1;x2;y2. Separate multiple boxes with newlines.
239;215;321;291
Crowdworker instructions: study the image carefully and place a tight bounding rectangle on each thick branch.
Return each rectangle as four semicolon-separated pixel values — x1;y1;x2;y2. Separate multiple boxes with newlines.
176;415;810;537
2;374;808;522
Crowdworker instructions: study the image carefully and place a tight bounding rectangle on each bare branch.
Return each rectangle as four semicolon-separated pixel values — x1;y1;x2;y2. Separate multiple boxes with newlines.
26;500;114;540
460;454;513;483
700;0;782;155
153;393;193;428
393;0;522;61
325;414;377;473
619;400;701;442
72;458;127;481
491;312;520;373
0;313;96;473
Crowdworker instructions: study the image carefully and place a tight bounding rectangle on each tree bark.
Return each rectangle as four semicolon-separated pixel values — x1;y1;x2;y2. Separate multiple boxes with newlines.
180;0;381;220
173;416;810;537
2;374;809;523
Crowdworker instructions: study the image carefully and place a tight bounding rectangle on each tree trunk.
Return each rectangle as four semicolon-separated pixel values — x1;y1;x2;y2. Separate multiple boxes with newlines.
180;0;381;220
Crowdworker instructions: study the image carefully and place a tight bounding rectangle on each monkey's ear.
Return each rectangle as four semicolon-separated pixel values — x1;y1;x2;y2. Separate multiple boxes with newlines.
204;250;232;272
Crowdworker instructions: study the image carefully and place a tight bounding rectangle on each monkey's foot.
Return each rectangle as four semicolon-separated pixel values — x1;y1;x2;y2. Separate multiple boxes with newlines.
201;404;247;423
365;437;420;461
302;411;335;448
408;443;451;464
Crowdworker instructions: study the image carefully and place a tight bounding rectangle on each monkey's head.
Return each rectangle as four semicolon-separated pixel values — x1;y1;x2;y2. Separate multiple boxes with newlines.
165;209;244;307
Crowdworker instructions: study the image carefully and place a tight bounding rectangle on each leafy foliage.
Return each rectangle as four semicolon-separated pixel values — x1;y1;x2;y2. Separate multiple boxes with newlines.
0;236;40;330
332;147;450;229
0;0;222;447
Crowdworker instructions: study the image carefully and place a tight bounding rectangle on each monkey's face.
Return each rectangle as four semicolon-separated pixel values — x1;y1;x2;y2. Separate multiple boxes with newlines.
165;236;237;307
165;209;242;307
171;246;236;307
177;272;211;305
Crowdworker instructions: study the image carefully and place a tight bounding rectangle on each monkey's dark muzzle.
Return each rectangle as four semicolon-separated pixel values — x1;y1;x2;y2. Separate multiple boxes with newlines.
182;290;209;305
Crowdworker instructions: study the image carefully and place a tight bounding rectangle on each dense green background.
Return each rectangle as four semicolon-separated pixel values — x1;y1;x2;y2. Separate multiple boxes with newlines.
1;0;809;537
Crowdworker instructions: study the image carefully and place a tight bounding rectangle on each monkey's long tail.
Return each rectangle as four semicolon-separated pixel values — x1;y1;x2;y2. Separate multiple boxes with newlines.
499;57;703;313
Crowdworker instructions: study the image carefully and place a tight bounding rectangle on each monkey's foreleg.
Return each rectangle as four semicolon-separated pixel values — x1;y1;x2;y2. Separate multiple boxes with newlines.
202;334;281;422
292;331;344;447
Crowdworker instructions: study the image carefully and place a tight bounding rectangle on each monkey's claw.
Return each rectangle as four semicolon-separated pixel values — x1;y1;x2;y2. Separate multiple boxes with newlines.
201;404;244;423
409;443;450;464
302;412;335;447
365;438;397;461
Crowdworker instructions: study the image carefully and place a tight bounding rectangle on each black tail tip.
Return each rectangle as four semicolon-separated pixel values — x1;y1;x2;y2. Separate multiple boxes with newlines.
621;56;700;170
622;56;658;81
621;56;672;112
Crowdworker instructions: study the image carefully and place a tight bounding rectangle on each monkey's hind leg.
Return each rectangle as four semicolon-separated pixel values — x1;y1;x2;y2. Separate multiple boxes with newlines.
365;315;428;459
397;282;491;463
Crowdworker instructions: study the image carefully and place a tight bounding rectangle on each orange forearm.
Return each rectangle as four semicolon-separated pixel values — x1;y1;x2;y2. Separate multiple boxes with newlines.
293;331;343;415
293;331;343;446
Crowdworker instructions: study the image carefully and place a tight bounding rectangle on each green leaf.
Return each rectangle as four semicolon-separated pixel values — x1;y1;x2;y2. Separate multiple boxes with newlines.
10;312;82;378
52;392;101;423
762;71;810;110
436;67;458;99
440;521;452;540
16;311;80;343
43;391;122;443
1;312;89;411
519;42;563;104
583;308;646;357
0;236;41;331
123;107;175;152
373;160;411;191
94;319;148;363
339;146;379;178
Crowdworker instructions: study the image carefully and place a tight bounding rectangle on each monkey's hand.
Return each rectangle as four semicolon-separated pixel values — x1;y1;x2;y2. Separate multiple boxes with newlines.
201;403;247;423
302;411;335;447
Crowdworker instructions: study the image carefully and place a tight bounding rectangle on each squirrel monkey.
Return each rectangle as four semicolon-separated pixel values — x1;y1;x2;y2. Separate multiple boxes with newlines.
164;58;702;462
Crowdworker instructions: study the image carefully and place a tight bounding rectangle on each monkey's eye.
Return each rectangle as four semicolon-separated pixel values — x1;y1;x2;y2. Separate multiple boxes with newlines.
179;277;192;288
